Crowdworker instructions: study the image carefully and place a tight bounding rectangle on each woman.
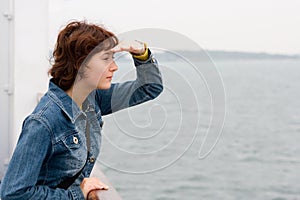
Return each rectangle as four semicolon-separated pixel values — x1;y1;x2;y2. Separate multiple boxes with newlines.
0;21;163;200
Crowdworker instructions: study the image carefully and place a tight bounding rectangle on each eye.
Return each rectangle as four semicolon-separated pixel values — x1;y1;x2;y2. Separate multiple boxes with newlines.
101;52;115;61
103;55;115;61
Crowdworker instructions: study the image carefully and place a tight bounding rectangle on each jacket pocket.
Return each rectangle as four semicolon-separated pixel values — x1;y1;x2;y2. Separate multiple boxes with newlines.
62;132;82;149
53;131;87;170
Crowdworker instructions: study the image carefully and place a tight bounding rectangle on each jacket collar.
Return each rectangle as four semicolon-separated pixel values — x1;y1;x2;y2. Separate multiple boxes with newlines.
47;79;83;123
47;79;98;123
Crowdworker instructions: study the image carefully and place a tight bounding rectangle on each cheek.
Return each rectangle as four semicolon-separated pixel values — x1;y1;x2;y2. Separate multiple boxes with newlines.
89;72;104;86
89;65;108;80
82;69;104;88
94;68;106;78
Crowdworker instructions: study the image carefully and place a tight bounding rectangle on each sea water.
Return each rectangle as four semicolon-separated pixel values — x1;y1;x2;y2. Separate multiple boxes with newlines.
96;59;300;200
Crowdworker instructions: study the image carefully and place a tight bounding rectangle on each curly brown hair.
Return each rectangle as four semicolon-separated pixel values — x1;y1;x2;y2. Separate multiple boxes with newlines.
49;21;118;91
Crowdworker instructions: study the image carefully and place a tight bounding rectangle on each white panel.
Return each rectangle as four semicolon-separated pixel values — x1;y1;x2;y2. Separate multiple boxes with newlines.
0;0;49;180
0;0;12;180
13;0;49;151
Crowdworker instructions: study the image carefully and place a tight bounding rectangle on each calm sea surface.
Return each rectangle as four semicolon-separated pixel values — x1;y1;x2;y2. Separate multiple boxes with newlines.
95;59;300;200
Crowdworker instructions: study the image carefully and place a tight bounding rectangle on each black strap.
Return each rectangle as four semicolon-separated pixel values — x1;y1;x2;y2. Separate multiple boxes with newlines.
57;120;91;190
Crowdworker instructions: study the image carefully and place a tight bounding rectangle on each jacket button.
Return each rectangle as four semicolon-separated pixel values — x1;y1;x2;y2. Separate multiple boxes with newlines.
151;57;157;63
89;157;95;163
73;136;79;144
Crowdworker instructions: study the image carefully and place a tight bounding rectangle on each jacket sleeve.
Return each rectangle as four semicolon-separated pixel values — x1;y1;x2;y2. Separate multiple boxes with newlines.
0;117;84;200
96;51;163;116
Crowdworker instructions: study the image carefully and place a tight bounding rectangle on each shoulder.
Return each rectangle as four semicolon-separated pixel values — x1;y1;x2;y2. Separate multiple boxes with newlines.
28;92;71;135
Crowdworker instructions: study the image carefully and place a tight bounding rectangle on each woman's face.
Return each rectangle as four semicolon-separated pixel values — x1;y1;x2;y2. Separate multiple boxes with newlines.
84;50;118;90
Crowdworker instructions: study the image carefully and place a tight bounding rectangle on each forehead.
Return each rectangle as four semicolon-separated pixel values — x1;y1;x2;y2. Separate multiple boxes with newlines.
94;50;113;57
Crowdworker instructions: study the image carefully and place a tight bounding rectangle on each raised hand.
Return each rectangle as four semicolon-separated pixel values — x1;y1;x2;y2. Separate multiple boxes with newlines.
111;40;146;55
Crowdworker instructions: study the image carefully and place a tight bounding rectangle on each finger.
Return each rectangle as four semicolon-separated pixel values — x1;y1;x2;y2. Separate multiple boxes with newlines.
111;40;128;52
99;185;109;190
97;181;109;190
88;184;103;191
111;40;143;53
130;41;146;54
85;181;103;190
90;184;108;191
101;184;109;190
87;178;109;190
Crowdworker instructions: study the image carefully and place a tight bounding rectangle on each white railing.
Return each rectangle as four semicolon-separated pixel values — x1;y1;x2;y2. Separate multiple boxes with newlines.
88;165;122;200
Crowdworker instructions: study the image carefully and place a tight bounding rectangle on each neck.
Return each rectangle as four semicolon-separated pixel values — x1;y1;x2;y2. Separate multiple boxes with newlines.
66;82;93;109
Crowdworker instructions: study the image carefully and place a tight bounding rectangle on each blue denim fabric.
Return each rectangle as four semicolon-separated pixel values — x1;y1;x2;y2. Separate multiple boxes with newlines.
0;54;163;200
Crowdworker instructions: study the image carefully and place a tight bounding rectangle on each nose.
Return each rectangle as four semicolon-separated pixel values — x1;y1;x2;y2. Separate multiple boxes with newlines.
109;61;118;72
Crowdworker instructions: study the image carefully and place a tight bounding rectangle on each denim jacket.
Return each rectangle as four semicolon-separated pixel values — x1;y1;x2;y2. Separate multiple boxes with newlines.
0;53;163;200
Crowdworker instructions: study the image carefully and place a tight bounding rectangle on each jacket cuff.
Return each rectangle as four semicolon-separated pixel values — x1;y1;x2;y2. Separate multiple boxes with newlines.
69;185;84;200
133;49;157;66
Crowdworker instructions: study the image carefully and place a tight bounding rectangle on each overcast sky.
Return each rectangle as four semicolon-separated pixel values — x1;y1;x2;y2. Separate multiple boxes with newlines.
49;0;300;55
